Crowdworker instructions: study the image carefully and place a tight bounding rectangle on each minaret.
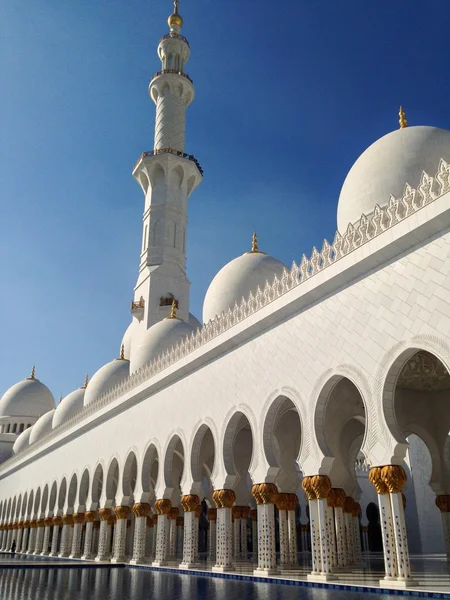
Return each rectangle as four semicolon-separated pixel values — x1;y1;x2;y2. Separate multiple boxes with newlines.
131;1;203;329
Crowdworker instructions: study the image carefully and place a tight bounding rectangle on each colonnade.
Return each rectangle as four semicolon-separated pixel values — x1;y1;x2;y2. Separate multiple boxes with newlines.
1;465;449;588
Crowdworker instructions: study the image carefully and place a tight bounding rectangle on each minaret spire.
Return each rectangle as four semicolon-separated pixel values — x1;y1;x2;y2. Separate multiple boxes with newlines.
131;3;203;330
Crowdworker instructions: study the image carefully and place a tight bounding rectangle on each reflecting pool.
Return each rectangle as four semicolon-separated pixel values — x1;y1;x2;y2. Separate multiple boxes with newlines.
0;567;402;600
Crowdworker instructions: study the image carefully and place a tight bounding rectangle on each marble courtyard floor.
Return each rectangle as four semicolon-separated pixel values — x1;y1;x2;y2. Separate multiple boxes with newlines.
1;553;449;597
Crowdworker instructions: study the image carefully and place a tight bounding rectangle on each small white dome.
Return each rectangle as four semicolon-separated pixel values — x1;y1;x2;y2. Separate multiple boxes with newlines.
53;387;85;429
0;376;55;419
29;409;55;445
203;251;287;324
337;125;450;232
121;319;140;360
131;317;194;373
84;358;130;407
12;426;33;455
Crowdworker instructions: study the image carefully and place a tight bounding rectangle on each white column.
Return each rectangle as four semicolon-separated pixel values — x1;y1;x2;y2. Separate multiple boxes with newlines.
34;522;45;554
390;491;416;585
58;515;73;557
130;503;150;565
208;509;217;562
326;503;337;568
308;501;321;575
95;509;112;562
152;499;171;566
240;508;248;557
49;520;61;557
233;514;241;560
180;511;198;568
344;501;355;564
252;484;278;576
334;504;347;566
212;489;235;573
278;508;289;568
435;496;450;561
152;517;158;557
316;497;334;577
176;518;183;558
16;526;24;553
27;523;37;553
353;514;362;562
250;511;257;558
168;511;178;559
111;506;131;563
41;521;52;556
70;514;85;558
378;493;398;579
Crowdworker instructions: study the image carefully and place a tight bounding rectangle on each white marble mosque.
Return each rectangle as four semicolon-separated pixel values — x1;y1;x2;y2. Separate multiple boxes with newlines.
1;1;450;593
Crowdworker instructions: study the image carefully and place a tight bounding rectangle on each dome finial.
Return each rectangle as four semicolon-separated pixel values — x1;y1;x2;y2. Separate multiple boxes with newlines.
399;106;408;129
168;0;183;29
83;373;89;389
251;232;259;253
30;365;36;380
59;394;63;404
119;344;125;360
170;298;177;319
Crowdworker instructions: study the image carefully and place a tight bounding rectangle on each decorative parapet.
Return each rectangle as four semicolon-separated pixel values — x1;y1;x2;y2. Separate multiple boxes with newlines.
151;69;193;84
134;148;203;176
131;297;145;311
3;159;450;470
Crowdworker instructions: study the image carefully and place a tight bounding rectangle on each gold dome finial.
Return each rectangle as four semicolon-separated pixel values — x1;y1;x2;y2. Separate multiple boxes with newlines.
59;394;63;404
168;0;183;29
119;344;125;360
30;366;36;380
399;106;408;129
251;232;259;253
82;373;89;389
169;298;177;319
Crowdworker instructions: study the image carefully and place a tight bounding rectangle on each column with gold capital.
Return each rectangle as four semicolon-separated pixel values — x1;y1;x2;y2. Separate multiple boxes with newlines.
27;520;37;554
41;518;53;556
240;506;249;557
168;507;179;559
49;516;62;556
58;514;73;557
332;489;347;567
232;506;241;560
81;511;97;560
252;483;279;576
212;489;235;572
249;509;258;559
352;501;362;562
275;494;290;568
380;465;417;587
309;475;335;581
436;495;450;561
325;490;337;568
111;506;131;562
286;494;298;566
70;513;85;558
302;478;321;576
152;499;171;566
130;503;151;564
207;508;217;562
180;495;200;568
95;508;112;561
34;519;45;554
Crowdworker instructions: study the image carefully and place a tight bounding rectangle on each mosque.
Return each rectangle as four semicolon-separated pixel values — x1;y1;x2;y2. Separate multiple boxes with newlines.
1;1;450;590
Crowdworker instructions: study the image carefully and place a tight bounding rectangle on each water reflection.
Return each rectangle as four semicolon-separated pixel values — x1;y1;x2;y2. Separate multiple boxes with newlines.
0;568;398;600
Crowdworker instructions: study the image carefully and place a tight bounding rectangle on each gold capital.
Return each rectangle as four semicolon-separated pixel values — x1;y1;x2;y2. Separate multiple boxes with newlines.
181;494;200;513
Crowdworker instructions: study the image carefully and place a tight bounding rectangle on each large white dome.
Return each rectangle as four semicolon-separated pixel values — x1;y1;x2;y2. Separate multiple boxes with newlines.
84;357;130;407
53;387;85;429
337;126;450;232
131;317;194;373
203;250;287;324
29;409;55;445
12;426;33;455
0;376;55;419
121;320;140;360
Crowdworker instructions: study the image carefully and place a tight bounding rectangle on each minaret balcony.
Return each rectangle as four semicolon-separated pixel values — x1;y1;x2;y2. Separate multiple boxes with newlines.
134;148;203;177
131;296;145;319
151;69;193;85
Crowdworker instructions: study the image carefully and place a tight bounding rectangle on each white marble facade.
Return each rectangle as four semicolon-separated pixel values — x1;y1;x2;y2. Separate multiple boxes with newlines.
1;1;450;589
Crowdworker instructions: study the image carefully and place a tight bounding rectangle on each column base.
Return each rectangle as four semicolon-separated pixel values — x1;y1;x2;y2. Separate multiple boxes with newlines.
379;578;418;589
49;553;59;558
95;556;110;562
69;553;82;559
129;558;149;565
278;564;296;571
212;565;234;573
307;573;336;582
40;551;50;556
58;553;70;558
152;560;169;567
253;568;280;577
110;557;125;563
81;554;95;561
179;562;199;570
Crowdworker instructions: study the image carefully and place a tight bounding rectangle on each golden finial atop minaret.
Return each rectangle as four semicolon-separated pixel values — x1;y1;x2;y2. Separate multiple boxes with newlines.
251;232;259;253
399;106;408;129
168;0;183;30
119;344;125;360
29;366;36;380
82;374;89;389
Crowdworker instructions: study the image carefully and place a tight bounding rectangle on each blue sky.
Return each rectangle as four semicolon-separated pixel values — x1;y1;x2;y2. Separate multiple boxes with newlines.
1;0;449;400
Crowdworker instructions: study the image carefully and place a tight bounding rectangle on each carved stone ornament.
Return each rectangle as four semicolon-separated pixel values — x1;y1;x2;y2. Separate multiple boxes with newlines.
132;503;151;518
368;467;389;495
310;475;331;500
381;465;407;493
98;508;112;521
397;351;450;391
332;488;346;508
352;502;361;518
212;489;236;509
51;516;62;526
232;506;241;519
154;499;172;515
252;483;278;505
301;476;315;501
114;505;131;520
181;494;199;513
85;511;97;523
73;513;85;525
62;514;74;526
275;493;289;511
